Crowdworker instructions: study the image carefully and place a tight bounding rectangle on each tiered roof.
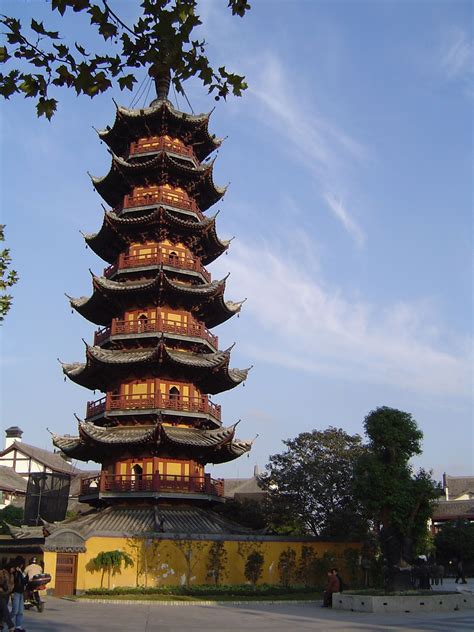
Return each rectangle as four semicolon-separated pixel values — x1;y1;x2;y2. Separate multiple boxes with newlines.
98;100;222;161
84;208;229;265
91;152;226;211
52;421;250;464
69;271;243;327
61;340;250;393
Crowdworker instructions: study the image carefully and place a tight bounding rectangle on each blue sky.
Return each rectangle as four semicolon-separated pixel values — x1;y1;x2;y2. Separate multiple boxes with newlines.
0;0;472;481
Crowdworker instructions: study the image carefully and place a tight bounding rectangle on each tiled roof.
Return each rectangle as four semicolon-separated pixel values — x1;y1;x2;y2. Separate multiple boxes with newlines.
0;466;28;493
62;341;249;394
433;499;474;520
91;151;225;211
52;422;251;465
0;442;80;475
52;504;255;537
69;271;243;329
444;475;474;499
97;99;221;162
224;476;265;498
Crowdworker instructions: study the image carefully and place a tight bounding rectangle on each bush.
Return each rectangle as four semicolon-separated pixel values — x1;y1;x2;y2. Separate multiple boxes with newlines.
84;583;319;597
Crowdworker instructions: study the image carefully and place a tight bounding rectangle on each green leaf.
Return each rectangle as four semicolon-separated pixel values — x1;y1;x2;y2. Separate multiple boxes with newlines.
0;46;10;63
36;96;58;120
117;74;137;91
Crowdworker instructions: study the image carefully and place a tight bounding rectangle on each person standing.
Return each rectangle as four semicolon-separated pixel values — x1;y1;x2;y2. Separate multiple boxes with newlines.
322;568;341;608
10;558;26;632
0;561;14;632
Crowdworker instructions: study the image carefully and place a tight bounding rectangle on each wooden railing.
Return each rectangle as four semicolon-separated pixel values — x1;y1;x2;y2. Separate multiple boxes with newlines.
81;473;224;497
129;137;196;161
86;392;221;422
122;189;202;217
103;251;210;282
94;316;218;348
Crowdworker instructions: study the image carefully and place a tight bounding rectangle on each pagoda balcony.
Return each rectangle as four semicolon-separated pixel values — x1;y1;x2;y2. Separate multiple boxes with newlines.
122;190;202;218
103;251;210;282
80;472;224;500
129;137;197;163
94;316;218;348
86;392;221;423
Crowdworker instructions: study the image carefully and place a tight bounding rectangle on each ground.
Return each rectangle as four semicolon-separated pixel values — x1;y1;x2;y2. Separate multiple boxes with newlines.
22;579;474;632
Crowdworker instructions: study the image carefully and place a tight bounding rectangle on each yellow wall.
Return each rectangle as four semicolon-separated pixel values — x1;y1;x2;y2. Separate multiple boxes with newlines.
72;536;360;591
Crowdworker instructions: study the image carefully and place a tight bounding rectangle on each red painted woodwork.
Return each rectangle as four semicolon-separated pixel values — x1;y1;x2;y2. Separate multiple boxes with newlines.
103;249;210;281
129;136;197;161
122;187;202;217
86;392;221;422
80;473;224;497
94;314;218;347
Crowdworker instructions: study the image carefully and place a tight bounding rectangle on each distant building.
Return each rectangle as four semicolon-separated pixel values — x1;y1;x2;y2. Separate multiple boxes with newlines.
223;466;267;502
0;427;97;513
0;466;27;509
0;427;79;478
432;473;474;530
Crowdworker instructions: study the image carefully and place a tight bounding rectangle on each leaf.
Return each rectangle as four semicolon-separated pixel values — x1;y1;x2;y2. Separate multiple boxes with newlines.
0;46;10;63
117;74;136;91
36;96;58;120
53;43;69;58
75;42;88;55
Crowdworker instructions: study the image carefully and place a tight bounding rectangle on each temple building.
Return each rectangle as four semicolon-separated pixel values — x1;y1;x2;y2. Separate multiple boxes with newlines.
52;76;253;513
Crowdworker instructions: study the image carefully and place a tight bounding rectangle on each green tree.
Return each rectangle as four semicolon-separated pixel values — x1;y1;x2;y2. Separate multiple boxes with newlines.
277;547;296;587
213;498;267;531
353;407;439;589
260;427;367;537
127;537;162;587
174;538;206;588
86;549;134;588
0;505;23;535
0;0;250;120
244;550;264;586
0;225;19;323
206;540;228;586
435;521;474;570
297;545;318;587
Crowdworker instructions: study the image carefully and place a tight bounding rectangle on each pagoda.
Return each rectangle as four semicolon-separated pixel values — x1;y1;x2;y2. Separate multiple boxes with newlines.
52;74;252;509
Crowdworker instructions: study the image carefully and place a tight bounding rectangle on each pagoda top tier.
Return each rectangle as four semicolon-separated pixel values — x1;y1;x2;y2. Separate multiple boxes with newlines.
98;99;222;162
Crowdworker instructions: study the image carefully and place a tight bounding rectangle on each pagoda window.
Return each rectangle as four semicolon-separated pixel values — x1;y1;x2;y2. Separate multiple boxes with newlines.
168;250;179;265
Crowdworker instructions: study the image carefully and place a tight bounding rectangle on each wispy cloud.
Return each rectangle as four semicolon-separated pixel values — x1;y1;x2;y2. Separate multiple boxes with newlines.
215;237;471;398
438;26;473;97
248;52;368;247
324;192;366;249
440;27;473;80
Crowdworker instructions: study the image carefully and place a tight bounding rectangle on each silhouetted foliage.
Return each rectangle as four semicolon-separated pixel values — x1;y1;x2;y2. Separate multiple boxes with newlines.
0;0;250;119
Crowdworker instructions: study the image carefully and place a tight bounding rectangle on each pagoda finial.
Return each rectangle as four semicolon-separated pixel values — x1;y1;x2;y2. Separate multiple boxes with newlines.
150;64;171;102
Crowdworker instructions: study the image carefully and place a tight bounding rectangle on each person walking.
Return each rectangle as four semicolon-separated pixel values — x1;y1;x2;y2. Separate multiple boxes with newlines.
0;561;15;632
10;558;26;632
322;568;341;608
455;559;467;584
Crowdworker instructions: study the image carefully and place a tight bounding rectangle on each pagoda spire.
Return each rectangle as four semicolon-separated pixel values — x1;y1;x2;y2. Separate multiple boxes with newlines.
150;64;171;102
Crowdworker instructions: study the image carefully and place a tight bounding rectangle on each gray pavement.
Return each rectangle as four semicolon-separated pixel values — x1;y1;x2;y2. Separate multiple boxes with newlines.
19;587;474;632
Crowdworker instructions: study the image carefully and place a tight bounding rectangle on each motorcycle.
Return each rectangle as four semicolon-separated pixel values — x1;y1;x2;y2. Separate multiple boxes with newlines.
24;573;51;613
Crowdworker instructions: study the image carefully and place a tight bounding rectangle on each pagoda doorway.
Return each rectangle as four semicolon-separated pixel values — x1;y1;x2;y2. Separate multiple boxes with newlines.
131;464;143;488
